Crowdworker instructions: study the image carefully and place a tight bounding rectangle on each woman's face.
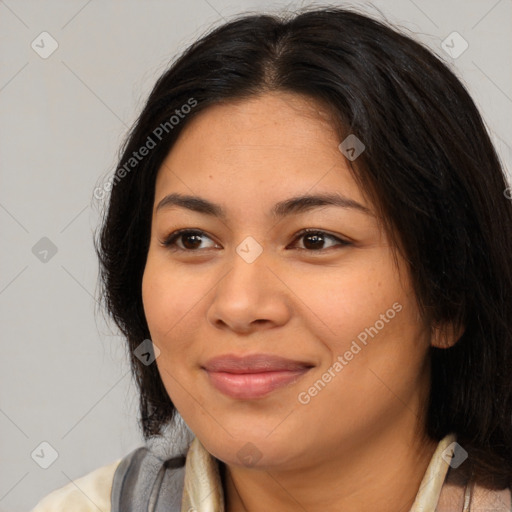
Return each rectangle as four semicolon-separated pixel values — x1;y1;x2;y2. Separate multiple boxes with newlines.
142;92;433;470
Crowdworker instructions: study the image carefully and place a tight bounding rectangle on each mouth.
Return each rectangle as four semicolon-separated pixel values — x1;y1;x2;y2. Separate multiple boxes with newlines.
202;354;314;400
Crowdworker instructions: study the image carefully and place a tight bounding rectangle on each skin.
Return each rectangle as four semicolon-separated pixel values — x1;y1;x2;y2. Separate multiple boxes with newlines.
141;92;457;512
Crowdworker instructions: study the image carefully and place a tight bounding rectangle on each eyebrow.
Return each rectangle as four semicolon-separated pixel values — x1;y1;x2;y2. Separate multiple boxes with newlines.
155;192;372;218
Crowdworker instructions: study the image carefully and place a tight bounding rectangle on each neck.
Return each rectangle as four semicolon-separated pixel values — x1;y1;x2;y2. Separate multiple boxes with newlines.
221;422;438;512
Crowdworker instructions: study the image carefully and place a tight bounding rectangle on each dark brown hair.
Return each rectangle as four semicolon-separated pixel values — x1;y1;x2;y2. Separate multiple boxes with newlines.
95;6;512;488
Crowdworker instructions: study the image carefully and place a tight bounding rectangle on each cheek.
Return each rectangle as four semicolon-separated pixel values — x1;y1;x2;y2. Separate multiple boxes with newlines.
141;253;224;396
141;261;200;402
285;255;410;348
288;253;427;398
142;256;199;339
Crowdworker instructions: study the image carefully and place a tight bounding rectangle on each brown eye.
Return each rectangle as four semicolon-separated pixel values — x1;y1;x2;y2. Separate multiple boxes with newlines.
290;229;350;252
161;229;217;251
302;233;327;250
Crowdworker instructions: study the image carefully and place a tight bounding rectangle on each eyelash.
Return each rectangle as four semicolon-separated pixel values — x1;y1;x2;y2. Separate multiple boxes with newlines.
160;228;351;254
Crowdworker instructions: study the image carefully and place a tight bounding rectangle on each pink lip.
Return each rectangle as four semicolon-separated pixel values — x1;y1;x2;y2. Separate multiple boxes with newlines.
202;354;313;399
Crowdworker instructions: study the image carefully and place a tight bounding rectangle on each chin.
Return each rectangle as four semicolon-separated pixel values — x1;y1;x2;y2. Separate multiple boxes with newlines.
197;428;305;470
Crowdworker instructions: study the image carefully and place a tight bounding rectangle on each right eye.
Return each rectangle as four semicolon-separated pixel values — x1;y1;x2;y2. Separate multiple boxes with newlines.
160;229;220;252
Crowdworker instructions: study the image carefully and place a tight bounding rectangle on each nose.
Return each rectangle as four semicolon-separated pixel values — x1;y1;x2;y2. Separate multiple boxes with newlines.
206;248;292;334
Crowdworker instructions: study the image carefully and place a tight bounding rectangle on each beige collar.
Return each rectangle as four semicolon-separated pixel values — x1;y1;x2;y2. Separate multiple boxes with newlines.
409;433;457;511
181;434;456;512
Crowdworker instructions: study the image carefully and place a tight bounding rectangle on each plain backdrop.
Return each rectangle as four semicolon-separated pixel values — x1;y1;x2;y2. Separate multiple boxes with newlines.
0;0;510;510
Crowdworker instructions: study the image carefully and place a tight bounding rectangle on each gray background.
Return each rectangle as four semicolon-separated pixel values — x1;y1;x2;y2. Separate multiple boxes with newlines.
0;0;510;510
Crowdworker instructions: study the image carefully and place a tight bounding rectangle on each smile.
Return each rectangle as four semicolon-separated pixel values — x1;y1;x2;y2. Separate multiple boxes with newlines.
202;353;314;399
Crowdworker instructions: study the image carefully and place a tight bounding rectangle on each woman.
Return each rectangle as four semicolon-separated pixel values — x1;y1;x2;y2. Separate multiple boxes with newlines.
32;6;512;511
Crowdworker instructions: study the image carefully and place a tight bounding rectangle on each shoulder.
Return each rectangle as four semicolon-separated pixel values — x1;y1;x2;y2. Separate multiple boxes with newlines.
437;479;512;511
471;482;512;511
30;458;122;512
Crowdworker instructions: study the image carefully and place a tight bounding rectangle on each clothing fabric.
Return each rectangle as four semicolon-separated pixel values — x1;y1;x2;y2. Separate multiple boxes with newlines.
31;433;512;511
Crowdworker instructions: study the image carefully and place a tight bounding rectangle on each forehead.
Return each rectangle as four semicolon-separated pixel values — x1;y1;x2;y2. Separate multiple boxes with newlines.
154;92;370;213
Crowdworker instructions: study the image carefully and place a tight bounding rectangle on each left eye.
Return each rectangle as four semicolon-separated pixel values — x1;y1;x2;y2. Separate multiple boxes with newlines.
160;229;350;253
289;229;350;251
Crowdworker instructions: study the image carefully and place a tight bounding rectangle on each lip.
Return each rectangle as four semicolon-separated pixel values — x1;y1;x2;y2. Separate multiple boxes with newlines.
202;354;313;399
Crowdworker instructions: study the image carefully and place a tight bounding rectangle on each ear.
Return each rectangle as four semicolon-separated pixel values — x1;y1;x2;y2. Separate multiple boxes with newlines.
430;320;465;349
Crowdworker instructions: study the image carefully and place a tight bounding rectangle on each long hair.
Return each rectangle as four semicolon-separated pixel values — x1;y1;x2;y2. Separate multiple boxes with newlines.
94;6;512;488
